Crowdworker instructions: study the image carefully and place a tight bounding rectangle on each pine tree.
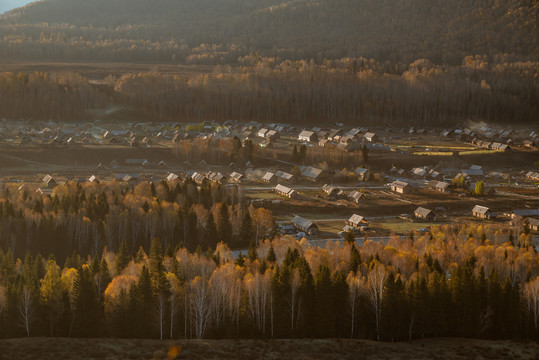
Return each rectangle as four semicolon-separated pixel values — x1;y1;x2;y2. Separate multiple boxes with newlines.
313;264;333;337
361;144;369;167
115;241;131;274
350;244;361;273
239;211;254;247
71;265;101;337
135;246;147;263
205;213;218;250
136;266;154;338
344;231;355;244
248;240;258;262
217;202;232;245
266;244;277;264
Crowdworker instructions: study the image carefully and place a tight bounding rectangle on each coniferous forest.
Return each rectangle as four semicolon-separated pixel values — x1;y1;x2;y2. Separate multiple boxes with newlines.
0;180;537;341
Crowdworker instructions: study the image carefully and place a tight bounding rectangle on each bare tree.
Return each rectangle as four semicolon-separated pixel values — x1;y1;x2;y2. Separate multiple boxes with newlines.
245;270;271;334
366;262;386;341
166;273;182;339
189;276;212;339
288;268;301;335
18;286;35;336
525;276;539;331
155;293;167;340
346;271;361;338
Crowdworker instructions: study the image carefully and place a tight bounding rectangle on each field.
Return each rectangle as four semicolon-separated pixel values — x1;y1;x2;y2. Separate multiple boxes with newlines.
0;337;536;360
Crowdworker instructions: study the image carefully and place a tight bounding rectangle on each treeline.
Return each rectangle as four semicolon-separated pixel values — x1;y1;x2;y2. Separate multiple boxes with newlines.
0;72;111;120
0;0;537;64
0;228;537;340
0;179;276;261
1;55;537;125
96;57;539;124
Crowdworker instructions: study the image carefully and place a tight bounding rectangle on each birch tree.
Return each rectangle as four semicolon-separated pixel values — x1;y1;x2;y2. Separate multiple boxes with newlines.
525;276;539;331
18;285;35;336
189;276;212;339
366;261;386;341
347;271;361;338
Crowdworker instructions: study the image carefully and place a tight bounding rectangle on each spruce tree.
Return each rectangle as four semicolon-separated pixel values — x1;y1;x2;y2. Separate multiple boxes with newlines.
71;265;101;337
115;241;131;274
239;211;254;247
266;244;277;264
217;202;232;244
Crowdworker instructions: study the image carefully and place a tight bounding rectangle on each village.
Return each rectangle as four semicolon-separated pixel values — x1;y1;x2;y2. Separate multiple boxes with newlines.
0;118;538;250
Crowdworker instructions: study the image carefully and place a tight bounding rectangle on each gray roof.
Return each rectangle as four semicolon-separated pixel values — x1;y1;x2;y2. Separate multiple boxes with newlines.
291;215;316;229
462;168;484;176
299;130;315;138
428;180;449;190
412;167;427;176
391;180;409;188
513;209;539;217
348;214;367;225
472;205;490;214
275;170;294;180
230;172;244;181
349;190;365;200
262;172;275;181
414;207;433;217
364;132;376;139
354;167;369;175
301;166;323;179
275;184;293;194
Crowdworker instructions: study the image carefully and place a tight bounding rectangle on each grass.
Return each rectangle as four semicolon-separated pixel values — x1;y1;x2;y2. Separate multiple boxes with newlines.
316;220;347;234
245;191;281;200
373;220;439;233
459;150;502;155
412;151;453;156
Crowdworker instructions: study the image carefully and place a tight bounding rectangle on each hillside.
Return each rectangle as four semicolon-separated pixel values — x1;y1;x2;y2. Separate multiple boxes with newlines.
0;337;537;360
0;0;537;63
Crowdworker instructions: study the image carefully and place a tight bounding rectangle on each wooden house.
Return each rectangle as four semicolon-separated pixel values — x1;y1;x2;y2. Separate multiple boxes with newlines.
414;207;436;221
390;180;411;194
472;205;496;219
291;216;319;236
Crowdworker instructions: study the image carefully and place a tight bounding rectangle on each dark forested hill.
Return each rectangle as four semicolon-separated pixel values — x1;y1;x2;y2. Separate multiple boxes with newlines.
1;0;537;64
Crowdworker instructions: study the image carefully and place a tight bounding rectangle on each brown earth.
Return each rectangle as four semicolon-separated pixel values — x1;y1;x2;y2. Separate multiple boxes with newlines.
0;337;536;360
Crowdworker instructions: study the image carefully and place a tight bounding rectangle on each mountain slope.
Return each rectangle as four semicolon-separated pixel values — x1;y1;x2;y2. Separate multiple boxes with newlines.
1;0;537;63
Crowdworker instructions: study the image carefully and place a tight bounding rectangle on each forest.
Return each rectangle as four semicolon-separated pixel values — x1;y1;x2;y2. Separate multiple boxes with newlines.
1;0;537;64
0;222;537;340
0;178;538;340
0;55;537;125
0;178;276;261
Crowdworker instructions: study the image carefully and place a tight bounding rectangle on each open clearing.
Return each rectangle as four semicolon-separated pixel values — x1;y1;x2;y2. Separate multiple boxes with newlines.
0;337;536;360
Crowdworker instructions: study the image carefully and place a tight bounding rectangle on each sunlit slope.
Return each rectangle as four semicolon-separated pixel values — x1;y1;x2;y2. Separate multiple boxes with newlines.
2;0;538;62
